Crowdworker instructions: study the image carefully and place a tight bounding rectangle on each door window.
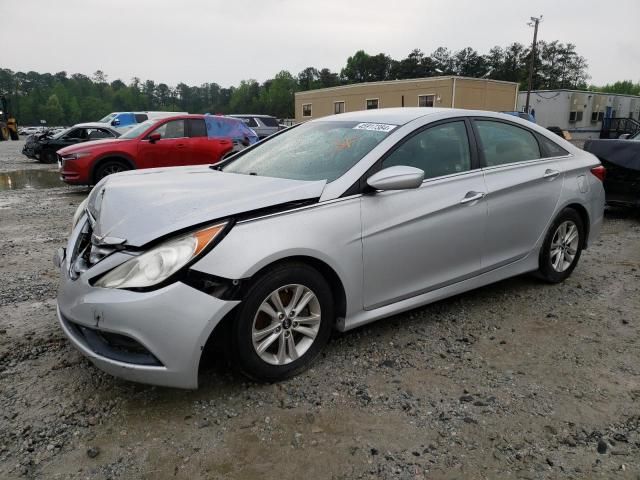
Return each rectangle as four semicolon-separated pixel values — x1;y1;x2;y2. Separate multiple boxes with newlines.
64;128;86;140
382;121;471;179
366;99;379;110
188;119;207;137
334;102;345;114
151;119;185;139
134;113;149;123
237;117;259;127
87;128;112;140
474;120;541;167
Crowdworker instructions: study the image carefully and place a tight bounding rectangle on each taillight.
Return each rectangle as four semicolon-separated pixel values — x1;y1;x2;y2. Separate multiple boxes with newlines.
590;165;606;182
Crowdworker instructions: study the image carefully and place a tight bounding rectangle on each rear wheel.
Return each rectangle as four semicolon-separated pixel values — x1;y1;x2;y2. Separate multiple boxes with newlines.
538;208;585;283
94;159;130;183
230;263;334;381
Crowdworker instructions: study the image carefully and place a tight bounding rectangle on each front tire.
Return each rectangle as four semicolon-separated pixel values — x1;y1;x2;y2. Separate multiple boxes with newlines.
231;262;334;381
93;159;130;183
538;208;585;283
41;150;57;164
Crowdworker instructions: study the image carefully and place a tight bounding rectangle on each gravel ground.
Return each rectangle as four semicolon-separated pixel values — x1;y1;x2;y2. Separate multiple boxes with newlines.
1;139;639;479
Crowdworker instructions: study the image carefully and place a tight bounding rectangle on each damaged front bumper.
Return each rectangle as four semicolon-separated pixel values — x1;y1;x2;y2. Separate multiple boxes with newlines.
55;217;239;389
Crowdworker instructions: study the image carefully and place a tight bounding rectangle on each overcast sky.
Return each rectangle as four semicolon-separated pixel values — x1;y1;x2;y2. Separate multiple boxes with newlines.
2;0;638;87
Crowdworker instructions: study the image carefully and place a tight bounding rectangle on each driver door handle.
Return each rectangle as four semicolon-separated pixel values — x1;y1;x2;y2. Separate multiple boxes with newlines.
460;191;486;204
543;169;560;179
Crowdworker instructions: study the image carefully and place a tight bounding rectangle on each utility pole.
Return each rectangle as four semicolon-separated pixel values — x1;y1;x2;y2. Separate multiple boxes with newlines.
524;15;542;114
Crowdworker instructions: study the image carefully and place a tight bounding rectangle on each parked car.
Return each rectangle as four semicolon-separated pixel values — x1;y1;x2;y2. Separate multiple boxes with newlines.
584;132;640;207
228;114;281;138
20;126;46;136
55;108;605;388
58;114;257;185
97;111;188;133
22;123;120;163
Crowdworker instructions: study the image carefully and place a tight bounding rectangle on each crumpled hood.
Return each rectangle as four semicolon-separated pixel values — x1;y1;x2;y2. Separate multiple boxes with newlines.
87;166;326;246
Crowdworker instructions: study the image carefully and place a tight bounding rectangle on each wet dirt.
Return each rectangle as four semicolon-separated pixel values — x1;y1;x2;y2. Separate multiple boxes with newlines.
0;170;64;191
1;140;639;479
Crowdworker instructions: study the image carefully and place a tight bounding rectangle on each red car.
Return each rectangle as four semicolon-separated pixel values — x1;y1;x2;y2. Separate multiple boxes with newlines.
58;114;257;185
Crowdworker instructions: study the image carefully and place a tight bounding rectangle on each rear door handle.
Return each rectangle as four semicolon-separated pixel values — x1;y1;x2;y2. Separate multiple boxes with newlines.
543;169;560;179
460;191;486;204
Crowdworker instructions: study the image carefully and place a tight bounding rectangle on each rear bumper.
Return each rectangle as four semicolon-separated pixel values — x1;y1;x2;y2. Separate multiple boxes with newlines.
55;245;239;389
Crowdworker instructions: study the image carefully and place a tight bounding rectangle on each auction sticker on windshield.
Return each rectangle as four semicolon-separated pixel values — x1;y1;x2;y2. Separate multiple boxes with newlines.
353;123;397;132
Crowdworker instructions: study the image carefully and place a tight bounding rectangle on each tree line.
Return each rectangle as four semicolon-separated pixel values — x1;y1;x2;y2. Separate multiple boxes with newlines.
0;40;626;126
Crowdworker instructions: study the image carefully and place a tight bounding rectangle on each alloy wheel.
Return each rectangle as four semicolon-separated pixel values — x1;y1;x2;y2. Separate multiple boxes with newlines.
100;164;125;178
549;220;579;272
251;284;322;365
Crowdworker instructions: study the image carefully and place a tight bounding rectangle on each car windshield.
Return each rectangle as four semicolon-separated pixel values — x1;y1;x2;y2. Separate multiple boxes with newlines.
98;113;117;123
119;119;158;139
51;127;71;139
221;120;395;182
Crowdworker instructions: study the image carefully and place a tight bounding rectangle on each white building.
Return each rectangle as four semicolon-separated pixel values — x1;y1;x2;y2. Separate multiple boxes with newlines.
517;90;640;140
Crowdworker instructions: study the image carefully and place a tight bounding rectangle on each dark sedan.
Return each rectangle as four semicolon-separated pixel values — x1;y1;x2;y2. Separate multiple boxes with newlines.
584;132;640;207
22;123;120;163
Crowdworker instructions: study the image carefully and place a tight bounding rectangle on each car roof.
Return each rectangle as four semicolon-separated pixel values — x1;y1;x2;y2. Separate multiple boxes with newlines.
74;122;119;129
228;114;276;118
309;107;542;126
310;107;453;125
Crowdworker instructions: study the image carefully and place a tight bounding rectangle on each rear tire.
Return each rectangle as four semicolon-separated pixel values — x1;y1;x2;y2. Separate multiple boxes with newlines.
93;159;130;183
537;208;585;283
230;262;334;382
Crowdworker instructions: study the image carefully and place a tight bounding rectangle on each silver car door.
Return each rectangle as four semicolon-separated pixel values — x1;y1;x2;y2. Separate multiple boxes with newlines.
473;119;565;269
361;120;487;310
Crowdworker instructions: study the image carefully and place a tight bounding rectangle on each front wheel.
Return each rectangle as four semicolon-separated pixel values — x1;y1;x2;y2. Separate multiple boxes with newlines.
537;208;585;283
230;263;334;381
93;159;130;183
41;150;57;164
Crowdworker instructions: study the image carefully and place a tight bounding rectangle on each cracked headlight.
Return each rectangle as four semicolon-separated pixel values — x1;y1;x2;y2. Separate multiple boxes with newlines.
94;223;227;289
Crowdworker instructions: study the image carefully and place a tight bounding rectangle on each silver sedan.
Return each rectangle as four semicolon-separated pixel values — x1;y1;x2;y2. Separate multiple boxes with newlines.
55;108;605;388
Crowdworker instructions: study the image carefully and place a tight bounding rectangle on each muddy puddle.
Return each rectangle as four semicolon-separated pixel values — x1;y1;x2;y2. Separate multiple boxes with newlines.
0;170;63;191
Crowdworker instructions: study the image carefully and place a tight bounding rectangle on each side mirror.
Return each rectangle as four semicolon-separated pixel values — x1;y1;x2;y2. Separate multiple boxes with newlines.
111;118;120;126
367;166;425;191
148;133;161;143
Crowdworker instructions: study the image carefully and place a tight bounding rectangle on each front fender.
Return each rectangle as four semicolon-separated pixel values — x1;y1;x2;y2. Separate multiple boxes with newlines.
191;197;364;316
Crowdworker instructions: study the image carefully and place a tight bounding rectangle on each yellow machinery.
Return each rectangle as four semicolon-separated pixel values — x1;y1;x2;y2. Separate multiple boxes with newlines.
0;96;19;141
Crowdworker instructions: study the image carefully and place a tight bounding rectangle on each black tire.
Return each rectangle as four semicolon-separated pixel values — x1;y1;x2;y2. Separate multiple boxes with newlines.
538;208;585;283
93;159;130;183
230;262;334;382
41;150;57;164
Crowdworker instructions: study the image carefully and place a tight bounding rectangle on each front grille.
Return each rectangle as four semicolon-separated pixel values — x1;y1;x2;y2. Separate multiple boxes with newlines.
67;320;163;366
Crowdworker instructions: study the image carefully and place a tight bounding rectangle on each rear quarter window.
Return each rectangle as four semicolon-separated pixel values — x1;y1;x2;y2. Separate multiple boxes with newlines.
538;135;569;157
258;117;279;128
